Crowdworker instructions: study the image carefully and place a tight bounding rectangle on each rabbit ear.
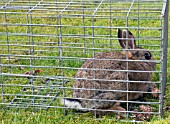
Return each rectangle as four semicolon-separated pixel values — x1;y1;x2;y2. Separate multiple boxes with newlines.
118;29;126;49
123;30;137;49
117;29;137;49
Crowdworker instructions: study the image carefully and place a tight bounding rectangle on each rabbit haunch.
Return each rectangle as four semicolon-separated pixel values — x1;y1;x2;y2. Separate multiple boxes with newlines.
62;29;156;115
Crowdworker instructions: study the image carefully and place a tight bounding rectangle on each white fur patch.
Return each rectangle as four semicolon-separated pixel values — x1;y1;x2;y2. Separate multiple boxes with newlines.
61;99;83;110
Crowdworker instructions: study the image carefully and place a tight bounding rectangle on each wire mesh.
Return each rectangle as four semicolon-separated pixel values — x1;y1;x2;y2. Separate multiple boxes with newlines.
0;0;169;122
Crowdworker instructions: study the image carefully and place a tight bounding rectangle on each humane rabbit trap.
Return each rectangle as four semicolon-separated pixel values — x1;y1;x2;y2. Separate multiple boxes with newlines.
7;77;69;110
0;0;169;122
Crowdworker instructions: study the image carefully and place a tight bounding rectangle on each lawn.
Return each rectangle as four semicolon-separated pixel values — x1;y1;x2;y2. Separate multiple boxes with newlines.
0;0;170;123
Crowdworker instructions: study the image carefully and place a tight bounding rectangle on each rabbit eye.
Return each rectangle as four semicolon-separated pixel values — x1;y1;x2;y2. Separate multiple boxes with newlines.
144;52;151;60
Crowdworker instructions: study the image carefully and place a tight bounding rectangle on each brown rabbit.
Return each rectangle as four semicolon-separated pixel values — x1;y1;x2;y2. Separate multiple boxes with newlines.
62;29;156;115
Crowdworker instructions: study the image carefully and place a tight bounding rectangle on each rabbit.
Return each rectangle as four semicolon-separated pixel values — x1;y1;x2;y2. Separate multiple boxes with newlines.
62;29;156;115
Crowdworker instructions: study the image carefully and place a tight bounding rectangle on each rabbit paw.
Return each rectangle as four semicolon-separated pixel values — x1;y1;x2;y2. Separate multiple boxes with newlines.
133;105;153;121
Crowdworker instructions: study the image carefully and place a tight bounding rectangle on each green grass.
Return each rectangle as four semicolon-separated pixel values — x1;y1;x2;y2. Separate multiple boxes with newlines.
0;1;170;123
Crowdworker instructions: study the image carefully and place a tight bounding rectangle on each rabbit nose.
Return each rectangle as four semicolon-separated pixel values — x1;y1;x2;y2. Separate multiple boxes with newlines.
151;62;156;71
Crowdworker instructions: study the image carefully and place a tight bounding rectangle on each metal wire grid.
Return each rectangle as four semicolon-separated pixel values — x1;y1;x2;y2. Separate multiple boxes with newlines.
0;0;168;121
7;78;69;110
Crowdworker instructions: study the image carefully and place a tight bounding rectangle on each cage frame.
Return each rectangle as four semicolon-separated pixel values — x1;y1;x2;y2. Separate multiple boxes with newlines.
0;0;169;122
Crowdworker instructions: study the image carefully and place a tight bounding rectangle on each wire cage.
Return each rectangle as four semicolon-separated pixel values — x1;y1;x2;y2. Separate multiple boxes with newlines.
0;0;169;122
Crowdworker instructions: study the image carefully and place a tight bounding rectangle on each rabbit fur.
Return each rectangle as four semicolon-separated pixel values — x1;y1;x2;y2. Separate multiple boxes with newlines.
62;29;156;115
